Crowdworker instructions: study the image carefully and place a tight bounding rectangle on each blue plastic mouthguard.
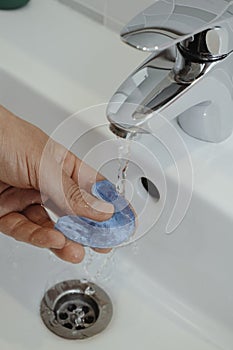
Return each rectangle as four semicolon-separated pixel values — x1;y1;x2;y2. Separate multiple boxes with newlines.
54;180;136;248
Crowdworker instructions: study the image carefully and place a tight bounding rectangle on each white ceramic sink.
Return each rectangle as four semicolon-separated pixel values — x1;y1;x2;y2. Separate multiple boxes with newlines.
0;1;233;350
0;67;220;350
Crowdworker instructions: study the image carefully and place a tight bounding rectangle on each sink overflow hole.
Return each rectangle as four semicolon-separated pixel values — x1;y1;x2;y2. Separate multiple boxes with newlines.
140;177;160;201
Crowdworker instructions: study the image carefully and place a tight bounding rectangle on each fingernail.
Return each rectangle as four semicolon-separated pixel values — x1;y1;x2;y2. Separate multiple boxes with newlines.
81;189;114;215
49;230;66;249
92;199;114;215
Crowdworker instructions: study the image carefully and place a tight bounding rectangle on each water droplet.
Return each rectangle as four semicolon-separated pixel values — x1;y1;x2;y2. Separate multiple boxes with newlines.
84;286;95;296
80;278;88;284
51;318;58;326
131;241;139;255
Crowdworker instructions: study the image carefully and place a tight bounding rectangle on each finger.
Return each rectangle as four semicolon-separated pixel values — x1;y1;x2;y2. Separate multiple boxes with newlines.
77;188;114;220
40;161;114;221
42;140;104;192
39;140;114;221
63;151;105;192
92;247;112;254
0;181;10;194
23;204;85;264
0;188;41;217
23;205;110;262
22;204;54;228
51;239;85;264
0;212;65;249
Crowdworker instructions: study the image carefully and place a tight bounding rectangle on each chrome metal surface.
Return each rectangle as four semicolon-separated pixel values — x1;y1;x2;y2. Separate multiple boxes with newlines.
40;280;113;340
178;28;228;62
107;0;233;142
107;50;216;132
120;0;233;56
109;122;142;138
172;47;213;83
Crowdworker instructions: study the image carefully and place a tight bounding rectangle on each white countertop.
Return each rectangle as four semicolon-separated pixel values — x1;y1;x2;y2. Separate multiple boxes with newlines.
0;0;146;112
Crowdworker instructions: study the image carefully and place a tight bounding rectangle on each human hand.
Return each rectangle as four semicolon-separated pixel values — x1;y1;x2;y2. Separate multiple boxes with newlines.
0;105;114;263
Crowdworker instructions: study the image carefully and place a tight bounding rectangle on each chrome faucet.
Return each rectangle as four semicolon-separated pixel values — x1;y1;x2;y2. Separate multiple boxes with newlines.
107;0;233;142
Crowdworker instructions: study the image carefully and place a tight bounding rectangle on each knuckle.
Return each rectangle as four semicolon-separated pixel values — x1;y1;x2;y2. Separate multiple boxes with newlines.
66;183;83;205
10;219;27;239
29;228;47;247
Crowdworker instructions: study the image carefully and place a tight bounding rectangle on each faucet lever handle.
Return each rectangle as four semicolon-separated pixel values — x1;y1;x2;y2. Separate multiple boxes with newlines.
121;0;233;60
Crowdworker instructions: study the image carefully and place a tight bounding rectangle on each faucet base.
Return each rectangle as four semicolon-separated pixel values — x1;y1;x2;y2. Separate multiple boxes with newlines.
178;101;233;143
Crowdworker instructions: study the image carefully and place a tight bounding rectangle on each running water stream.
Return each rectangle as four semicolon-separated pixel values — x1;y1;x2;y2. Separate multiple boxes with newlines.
84;134;138;282
116;136;132;196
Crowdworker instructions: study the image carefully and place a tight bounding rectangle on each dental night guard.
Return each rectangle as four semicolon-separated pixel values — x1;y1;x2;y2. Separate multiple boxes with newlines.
55;180;136;248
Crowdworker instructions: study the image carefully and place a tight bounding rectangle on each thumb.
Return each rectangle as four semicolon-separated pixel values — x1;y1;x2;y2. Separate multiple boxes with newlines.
39;157;114;221
38;137;114;221
62;172;114;221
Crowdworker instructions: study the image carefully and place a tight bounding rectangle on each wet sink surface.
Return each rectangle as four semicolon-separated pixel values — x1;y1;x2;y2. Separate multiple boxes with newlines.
0;1;233;349
0;66;227;350
0;234;219;350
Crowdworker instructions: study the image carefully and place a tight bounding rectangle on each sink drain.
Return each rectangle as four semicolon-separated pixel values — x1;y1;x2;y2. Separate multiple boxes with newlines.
40;279;113;339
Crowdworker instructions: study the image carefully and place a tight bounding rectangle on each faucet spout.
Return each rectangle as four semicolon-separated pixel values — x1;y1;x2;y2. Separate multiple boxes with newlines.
107;1;233;142
109;123;136;139
107;43;233;142
107;48;179;137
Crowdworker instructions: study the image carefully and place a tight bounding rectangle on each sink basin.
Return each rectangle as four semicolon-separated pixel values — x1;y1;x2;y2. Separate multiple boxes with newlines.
0;1;233;349
0;65;232;350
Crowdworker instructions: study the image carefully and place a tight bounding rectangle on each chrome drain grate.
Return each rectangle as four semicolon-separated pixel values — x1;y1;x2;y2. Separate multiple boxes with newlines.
40;280;113;339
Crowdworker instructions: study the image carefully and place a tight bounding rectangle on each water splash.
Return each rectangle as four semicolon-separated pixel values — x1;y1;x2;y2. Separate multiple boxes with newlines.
84;285;96;296
131;241;139;255
83;248;116;283
95;249;116;281
80;135;135;282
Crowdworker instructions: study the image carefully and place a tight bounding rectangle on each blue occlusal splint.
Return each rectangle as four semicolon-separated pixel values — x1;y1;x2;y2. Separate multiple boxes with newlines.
54;180;136;248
